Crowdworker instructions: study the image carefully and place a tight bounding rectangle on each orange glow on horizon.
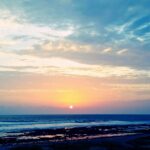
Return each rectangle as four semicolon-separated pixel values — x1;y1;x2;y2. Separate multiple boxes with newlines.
55;88;88;107
1;75;148;112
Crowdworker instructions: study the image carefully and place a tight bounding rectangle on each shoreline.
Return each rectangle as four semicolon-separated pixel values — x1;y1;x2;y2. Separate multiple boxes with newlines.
0;124;150;149
0;133;150;150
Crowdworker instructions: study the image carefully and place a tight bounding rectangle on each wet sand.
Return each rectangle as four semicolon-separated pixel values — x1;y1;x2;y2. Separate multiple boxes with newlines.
0;124;149;150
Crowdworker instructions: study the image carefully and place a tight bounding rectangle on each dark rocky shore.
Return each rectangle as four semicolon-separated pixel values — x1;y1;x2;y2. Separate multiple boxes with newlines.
0;124;150;150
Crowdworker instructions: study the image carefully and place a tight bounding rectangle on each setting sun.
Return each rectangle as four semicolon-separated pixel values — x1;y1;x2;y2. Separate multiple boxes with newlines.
69;105;74;109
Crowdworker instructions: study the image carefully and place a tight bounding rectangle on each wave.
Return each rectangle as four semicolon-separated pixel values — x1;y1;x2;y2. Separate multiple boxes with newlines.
0;120;150;134
0;115;150;137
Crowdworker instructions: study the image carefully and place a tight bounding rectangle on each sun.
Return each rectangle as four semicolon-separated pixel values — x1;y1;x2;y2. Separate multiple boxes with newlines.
69;105;74;109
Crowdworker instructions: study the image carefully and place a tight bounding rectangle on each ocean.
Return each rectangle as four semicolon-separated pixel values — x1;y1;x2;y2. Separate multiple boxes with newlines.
0;114;150;137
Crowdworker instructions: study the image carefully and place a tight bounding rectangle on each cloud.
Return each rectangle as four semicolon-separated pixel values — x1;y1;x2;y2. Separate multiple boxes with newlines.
0;9;74;51
41;40;92;53
0;0;149;70
0;11;73;38
0;40;16;46
102;48;112;54
0;51;150;79
117;49;128;55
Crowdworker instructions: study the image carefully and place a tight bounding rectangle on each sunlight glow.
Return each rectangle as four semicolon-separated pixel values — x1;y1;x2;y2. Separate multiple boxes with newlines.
69;105;74;109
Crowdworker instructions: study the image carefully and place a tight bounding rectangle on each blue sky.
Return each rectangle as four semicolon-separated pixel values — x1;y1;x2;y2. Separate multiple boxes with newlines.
0;0;150;114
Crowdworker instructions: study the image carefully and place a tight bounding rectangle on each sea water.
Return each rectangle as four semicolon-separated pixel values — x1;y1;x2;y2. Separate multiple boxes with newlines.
0;114;150;137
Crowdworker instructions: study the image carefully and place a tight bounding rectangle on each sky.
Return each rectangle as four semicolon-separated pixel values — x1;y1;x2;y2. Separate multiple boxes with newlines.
0;0;150;114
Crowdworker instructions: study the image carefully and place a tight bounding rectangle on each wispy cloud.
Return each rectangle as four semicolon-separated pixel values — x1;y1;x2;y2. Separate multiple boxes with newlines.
41;40;92;53
117;49;128;55
0;10;74;51
101;48;112;54
0;51;150;79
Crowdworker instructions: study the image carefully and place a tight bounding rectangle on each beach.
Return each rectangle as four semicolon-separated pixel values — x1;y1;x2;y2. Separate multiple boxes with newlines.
0;123;150;150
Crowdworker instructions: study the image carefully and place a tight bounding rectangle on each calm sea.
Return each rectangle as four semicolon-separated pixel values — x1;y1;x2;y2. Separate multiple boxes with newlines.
0;114;150;137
